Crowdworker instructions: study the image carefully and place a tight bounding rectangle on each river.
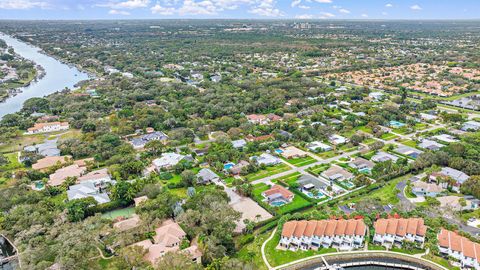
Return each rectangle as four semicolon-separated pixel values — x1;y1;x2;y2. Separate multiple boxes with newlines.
0;33;90;119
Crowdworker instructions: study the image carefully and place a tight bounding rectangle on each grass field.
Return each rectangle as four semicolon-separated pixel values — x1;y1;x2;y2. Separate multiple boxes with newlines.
307;164;330;175
399;139;418;148
0;152;23;171
316;150;337;159
380;132;398;140
0;134;45;153
271;172;302;185
244;164;290;181
265;233;336;266
345;174;410;205
283;156;317;167
101;207;135;220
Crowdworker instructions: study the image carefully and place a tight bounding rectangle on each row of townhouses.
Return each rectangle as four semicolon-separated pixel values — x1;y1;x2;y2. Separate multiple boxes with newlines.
373;218;427;248
438;229;480;270
279;219;367;251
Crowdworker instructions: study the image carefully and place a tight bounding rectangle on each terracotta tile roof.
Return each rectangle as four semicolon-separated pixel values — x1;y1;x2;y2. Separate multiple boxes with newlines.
281;221;297;238
263;185;294;200
27;121;69;132
32;155;72;171
375;218;427;237
293;220;308;238
48;164;86;186
438;229;480;263
281;219;366;239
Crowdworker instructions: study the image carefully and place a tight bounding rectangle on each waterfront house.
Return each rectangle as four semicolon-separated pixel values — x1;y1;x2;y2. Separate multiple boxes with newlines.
373;218;427;248
279;219;366;251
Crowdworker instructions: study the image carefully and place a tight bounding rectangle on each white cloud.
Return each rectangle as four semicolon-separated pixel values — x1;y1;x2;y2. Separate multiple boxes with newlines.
296;14;313;19
312;0;332;3
361;13;368;17
0;0;49;9
178;0;217;15
410;4;422;10
109;9;130;15
319;11;334;18
385;3;393;8
98;0;150;9
298;5;309;9
249;0;283;17
291;0;301;7
151;4;175;14
382;11;388;15
339;8;349;14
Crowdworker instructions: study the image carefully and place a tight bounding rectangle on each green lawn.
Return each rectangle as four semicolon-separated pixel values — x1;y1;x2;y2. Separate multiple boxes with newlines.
368;244;386;251
363;138;376;145
339;144;358;152
390;247;425;255
399;139;418;148
0;134;45;154
414;123;429;130
272;172;302;185
380;133;398;140
102;207;135;220
392;127;413;135
423;254;461;270
283;156;317;167
0;152;23;171
316;150;338;159
345;174;410;205
265;233;336;267
252;181;311;215
244;164;290;181
307;164;330;175
235;232;269;270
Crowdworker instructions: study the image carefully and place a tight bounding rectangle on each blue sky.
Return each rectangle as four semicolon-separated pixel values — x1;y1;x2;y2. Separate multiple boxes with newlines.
0;0;478;20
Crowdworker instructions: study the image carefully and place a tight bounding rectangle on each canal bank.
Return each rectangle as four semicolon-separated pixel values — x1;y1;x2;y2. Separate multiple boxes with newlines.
0;33;90;118
274;251;448;270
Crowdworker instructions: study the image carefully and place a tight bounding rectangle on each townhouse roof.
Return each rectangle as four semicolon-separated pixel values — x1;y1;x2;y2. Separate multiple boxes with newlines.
281;219;366;238
438;229;480;263
374;218;427;237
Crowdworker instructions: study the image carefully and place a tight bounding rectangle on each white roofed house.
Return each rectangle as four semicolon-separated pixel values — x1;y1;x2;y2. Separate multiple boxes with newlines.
77;168;115;189
252;153;281;166
461;121;480;131
231;139;247;149
152;153;189;170
328;134;348;145
321;165;354;182
26;121;69;134
411;181;443;197
371;151;399;163
429;167;469;192
67;181;111;204
196;168;219;184
418;139;444;151
306;141;332;152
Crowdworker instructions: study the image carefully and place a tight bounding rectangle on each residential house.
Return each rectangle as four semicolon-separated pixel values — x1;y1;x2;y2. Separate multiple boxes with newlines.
373;218;427;248
77;168;114;189
462;121;480;131
32;155;72;171
196;168;220;184
348;157;375;171
67;181;111;204
246;114;268;125
129;131;168;149
306;141;332;152
130;219;201;265
411;181;443;197
438;229;480;269
321;165;354;182
26;121;69;134
371;151;399;163
229;160;249;175
419;113;437;121
281;146;307;159
245;134;274;142
437;196;480;211
267;113;282;122
113;214;141;232
252;153;281;166
329;134;348;145
369;92;384;101
279;219;366;251
432;134;459;144
394;145;423;159
262;185;294;206
48;164;86;186
297;174;329;198
429;167;469;192
231;139;247;149
418;139;444;151
153;153;188;170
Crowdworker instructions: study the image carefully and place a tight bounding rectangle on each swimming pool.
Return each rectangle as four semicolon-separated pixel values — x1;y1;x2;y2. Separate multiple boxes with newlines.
275;149;284;154
224;162;235;170
343;181;355;189
304;191;326;199
34;181;45;190
389;120;406;128
270;200;286;207
358;168;371;174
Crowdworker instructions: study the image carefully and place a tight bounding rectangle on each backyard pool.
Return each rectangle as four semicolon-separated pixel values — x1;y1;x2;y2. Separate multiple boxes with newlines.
389;120;406;128
304;191;326;199
34;181;45;190
343;181;355;189
358;168;371;174
275;149;284;154
224;162;235;170
270;200;287;207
